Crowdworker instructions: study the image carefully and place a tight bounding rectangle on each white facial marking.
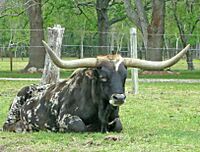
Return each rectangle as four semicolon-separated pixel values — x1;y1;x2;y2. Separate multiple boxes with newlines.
115;58;124;71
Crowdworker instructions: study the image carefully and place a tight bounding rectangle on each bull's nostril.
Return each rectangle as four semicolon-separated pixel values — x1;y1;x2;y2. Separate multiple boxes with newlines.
110;94;126;106
112;94;126;101
113;95;118;100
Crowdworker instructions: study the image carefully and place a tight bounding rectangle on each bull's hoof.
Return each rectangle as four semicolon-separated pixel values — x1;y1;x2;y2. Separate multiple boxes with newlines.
108;118;122;132
3;121;27;133
59;115;86;132
100;125;108;133
68;116;87;132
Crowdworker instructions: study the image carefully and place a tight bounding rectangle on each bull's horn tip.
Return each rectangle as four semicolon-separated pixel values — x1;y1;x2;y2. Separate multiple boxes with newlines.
184;44;190;49
42;40;46;44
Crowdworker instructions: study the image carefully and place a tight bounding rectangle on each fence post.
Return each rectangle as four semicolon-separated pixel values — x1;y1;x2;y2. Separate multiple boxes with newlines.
9;42;15;72
80;33;84;58
41;24;65;85
9;51;13;72
130;28;138;94
110;31;115;54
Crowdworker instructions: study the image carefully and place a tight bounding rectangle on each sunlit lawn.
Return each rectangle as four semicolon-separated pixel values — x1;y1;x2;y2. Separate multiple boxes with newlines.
0;58;74;78
0;80;200;151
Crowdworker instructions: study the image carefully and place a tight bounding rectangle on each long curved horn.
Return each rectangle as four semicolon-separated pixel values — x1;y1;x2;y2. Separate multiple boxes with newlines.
124;44;190;70
42;40;98;69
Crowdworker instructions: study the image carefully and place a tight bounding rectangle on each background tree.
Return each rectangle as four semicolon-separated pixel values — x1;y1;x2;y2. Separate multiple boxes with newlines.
0;0;45;72
170;0;200;70
124;0;165;61
74;0;126;54
0;0;29;59
23;0;45;72
0;0;200;71
96;0;110;54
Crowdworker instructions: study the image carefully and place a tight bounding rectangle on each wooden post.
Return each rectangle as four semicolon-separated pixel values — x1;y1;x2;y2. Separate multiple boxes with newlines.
9;42;15;72
130;28;138;94
80;20;86;58
163;34;169;59
9;51;13;72
41;25;65;85
110;31;115;54
80;33;84;58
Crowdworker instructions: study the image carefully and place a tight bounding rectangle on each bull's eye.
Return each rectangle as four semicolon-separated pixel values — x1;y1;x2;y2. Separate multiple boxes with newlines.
99;76;107;82
101;78;107;82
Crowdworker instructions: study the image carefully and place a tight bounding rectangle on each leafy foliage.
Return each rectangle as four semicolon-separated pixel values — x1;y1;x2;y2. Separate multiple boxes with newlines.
166;1;200;45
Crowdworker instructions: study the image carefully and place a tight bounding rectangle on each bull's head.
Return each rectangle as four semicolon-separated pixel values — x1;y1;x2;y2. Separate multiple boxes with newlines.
42;40;190;106
93;55;127;106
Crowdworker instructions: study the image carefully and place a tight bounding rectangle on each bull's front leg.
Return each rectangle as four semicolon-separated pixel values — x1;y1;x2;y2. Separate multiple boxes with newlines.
98;103;112;133
57;112;87;132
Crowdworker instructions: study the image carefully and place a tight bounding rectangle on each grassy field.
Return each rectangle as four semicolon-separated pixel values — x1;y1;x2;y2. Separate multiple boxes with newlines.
0;57;200;79
1;80;200;151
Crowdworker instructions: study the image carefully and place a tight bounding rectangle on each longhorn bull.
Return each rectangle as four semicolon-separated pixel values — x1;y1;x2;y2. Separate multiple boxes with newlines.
3;41;190;133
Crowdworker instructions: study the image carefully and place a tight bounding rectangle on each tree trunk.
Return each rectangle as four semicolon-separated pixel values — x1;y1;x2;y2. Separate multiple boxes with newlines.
172;0;194;70
96;0;110;55
146;0;165;61
23;0;45;72
179;34;194;70
41;25;65;85
124;0;165;61
134;0;148;50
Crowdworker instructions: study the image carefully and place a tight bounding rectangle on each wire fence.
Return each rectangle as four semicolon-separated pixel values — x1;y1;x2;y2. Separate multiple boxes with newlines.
0;29;200;60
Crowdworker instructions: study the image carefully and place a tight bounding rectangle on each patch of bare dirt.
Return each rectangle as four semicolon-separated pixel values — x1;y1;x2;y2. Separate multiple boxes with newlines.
104;135;122;141
140;70;180;75
0;145;6;152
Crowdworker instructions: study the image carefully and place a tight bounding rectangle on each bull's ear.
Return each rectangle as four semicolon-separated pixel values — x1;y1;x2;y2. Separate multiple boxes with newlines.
85;69;95;79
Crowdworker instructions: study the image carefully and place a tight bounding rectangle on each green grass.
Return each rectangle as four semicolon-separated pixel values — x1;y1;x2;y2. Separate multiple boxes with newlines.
1;57;200;79
1;81;200;151
0;58;75;78
139;70;200;79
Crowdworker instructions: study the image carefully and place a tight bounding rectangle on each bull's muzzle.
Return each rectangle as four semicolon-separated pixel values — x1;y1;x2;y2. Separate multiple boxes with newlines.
109;94;126;106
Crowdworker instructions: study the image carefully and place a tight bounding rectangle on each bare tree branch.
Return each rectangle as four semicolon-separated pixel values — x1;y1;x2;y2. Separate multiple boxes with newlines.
43;0;51;5
0;0;40;18
109;0;124;7
73;0;94;23
124;0;141;30
0;10;24;18
109;15;126;25
124;0;149;49
190;17;200;34
76;1;95;7
134;0;148;30
43;2;55;21
185;1;199;34
171;0;187;46
144;0;151;11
